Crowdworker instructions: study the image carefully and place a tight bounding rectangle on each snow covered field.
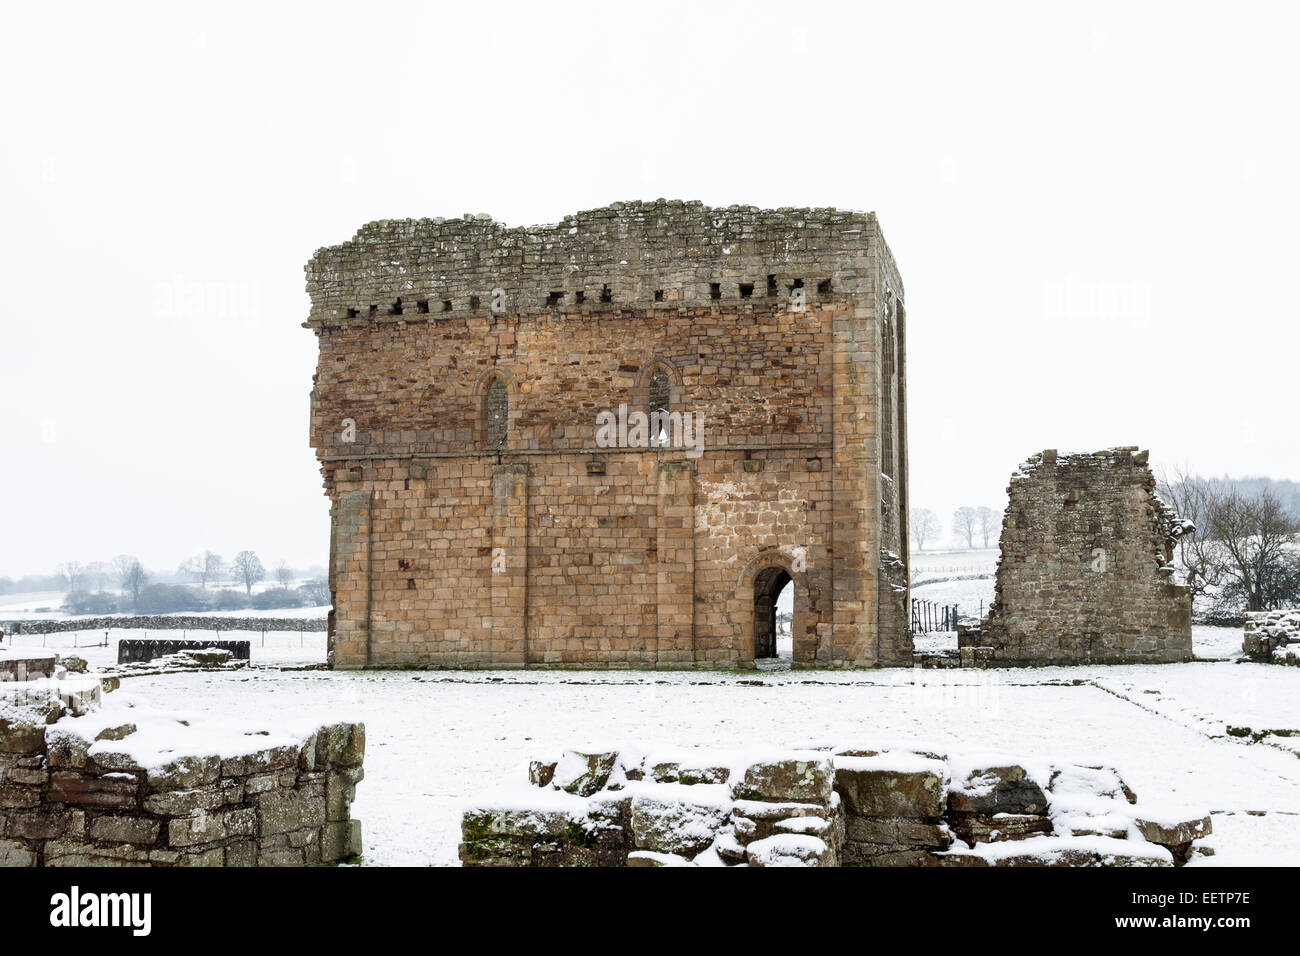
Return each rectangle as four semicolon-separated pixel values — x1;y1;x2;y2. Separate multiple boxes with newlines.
116;658;1300;867
1;629;327;669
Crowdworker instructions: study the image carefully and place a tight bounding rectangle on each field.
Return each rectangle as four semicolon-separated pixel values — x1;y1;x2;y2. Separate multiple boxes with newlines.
83;652;1299;867
5;570;1294;868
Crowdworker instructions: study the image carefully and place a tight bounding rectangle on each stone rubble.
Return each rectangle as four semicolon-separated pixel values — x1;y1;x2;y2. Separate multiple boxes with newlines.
459;745;1212;867
1242;609;1300;664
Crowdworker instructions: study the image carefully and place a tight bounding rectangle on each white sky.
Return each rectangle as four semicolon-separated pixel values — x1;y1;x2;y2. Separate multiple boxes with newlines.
2;1;1297;578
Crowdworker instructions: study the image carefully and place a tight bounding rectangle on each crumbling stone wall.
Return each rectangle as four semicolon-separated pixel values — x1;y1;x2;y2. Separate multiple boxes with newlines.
0;696;364;867
963;448;1192;666
459;745;1212;867
306;200;911;669
1243;609;1300;663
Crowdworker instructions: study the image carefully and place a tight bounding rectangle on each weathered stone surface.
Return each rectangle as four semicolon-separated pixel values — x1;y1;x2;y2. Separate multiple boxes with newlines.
43;727;90;769
834;758;946;820
256;788;327;836
631;787;730;856
8;716;364;868
308;201;912;671
168;807;257;847
948;812;1052;844
90;815;161;845
732;754;834;804
47;771;139;808
844;816;952;849
528;760;556;787
948;764;1047;816
321;819;362;861
972;448;1193;665
0;837;36;867
144;754;221;791
0;715;47;754
1133;812;1212;848
220;744;299;778
552;751;618;797
95;723;137;742
5;807;79;841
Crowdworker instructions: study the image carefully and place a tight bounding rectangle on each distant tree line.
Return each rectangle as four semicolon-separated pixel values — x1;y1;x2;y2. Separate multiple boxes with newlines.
908;506;1000;552
40;550;329;615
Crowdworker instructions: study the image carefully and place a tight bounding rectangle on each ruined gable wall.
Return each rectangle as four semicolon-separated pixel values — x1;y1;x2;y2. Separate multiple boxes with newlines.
972;448;1192;665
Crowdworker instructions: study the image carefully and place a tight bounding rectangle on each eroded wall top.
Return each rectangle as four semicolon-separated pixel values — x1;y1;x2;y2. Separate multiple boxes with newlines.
303;199;902;327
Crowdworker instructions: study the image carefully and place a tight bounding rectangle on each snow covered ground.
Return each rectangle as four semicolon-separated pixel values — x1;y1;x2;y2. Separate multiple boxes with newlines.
1;629;327;669
115;658;1300;867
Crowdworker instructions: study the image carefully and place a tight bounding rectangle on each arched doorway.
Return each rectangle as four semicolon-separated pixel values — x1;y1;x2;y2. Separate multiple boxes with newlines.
753;566;792;661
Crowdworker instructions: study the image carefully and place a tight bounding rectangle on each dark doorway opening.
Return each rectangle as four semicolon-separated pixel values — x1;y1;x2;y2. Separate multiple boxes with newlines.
753;566;793;661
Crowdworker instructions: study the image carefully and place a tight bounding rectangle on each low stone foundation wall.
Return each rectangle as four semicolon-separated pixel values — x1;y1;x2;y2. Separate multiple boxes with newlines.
0;692;364;867
117;639;251;664
1243;610;1300;664
460;746;1211;867
0;651;59;682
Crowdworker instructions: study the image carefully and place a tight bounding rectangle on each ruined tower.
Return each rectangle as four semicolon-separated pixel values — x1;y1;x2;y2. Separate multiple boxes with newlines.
304;200;909;669
963;448;1193;666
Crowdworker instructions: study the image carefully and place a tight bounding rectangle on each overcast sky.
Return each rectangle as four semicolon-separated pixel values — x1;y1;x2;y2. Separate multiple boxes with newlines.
2;1;1296;578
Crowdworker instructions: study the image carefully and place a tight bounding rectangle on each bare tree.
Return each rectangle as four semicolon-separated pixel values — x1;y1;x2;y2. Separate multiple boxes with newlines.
910;508;941;552
301;576;330;606
231;550;265;596
179;550;224;589
85;561;113;591
952;507;977;548
1159;467;1222;603
112;555;148;611
976;506;999;549
1161;469;1300;613
1209;487;1299;612
56;561;87;593
274;560;293;589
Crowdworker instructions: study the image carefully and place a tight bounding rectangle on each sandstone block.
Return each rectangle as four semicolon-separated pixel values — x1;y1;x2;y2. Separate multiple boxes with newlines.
732;753;833;804
552;750;618;796
90;815;161;845
630;786;730;856
948;764;1047;816
47;771;139;808
834;756;946;820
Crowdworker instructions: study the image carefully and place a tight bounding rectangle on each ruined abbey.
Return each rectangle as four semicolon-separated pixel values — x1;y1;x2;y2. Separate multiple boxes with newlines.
305;200;910;669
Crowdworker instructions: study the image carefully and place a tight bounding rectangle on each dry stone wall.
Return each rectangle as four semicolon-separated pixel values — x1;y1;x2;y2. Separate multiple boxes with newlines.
459;745;1211;867
307;200;911;670
1;616;326;636
962;448;1193;666
0;691;364;867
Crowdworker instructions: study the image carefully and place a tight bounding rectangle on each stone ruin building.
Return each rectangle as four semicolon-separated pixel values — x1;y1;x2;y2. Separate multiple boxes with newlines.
960;447;1193;666
304;200;910;669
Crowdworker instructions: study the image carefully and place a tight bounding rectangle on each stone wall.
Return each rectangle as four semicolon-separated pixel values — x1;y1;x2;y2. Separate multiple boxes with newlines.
307;200;911;670
1;616;327;636
0;693;364;867
459;745;1211;867
1243;609;1300;663
962;448;1193;666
